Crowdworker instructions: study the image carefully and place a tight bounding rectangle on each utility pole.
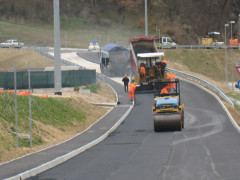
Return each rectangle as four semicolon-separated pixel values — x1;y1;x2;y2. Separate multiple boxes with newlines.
239;14;240;79
28;63;32;149
230;20;235;90
224;24;229;88
54;0;62;95
14;63;18;149
145;0;148;36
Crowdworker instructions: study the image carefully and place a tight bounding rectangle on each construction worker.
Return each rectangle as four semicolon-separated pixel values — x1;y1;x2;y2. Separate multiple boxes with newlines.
160;58;167;77
128;82;136;101
140;66;146;76
167;72;176;88
160;87;169;94
160;84;171;94
167;72;175;79
122;74;130;92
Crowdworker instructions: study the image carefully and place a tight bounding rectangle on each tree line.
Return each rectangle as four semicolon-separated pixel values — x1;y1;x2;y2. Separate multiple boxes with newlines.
0;0;239;44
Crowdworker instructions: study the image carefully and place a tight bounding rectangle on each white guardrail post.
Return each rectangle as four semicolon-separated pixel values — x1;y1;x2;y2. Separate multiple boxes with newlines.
166;67;234;107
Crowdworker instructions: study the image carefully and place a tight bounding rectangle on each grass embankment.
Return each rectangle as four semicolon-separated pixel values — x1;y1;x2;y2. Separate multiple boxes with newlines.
0;93;85;148
0;82;113;163
163;48;239;83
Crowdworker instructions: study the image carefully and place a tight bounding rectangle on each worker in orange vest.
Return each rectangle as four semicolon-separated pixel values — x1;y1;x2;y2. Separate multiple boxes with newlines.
160;87;169;94
160;58;167;77
140;66;146;76
160;84;171;94
167;72;175;79
167;72;176;88
128;82;137;101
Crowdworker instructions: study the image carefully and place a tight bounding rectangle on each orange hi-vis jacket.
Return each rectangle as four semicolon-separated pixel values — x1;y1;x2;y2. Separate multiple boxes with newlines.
140;66;146;75
167;73;175;79
161;87;169;94
167;73;176;88
128;83;136;100
160;84;172;94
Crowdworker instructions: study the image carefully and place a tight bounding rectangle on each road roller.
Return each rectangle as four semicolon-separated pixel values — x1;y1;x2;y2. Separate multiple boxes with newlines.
152;78;184;132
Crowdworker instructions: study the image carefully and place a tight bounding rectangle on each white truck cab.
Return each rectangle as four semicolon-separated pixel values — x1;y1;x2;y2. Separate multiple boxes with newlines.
0;39;24;48
155;37;176;49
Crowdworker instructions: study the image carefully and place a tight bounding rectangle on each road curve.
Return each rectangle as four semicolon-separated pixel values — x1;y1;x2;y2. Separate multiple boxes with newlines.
29;51;240;180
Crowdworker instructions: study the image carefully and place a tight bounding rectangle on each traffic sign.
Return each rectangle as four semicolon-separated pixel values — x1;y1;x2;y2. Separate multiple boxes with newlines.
235;62;240;74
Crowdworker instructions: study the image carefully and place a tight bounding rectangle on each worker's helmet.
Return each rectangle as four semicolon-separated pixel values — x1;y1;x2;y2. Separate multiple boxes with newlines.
124;74;127;77
169;72;173;75
134;83;137;85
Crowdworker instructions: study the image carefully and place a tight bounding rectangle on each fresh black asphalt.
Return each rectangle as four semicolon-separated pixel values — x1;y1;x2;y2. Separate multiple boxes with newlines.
28;80;240;180
76;50;99;64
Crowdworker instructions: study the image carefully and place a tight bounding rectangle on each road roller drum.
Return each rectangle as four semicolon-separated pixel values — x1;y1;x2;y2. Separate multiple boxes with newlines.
153;113;183;132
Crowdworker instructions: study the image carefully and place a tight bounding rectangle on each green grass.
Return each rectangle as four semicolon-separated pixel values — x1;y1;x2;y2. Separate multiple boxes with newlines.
0;93;85;127
234;103;240;111
0;92;86;148
162;48;240;82
84;83;101;93
16;134;43;147
227;92;240;101
0;19;145;48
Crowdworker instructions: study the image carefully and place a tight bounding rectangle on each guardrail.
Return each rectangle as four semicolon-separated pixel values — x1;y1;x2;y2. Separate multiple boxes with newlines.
157;45;240;49
166;67;234;107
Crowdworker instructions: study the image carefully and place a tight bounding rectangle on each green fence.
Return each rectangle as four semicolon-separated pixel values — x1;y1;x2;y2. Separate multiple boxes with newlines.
0;70;96;89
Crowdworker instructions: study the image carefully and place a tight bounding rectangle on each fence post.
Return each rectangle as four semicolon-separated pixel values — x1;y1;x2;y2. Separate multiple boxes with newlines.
14;63;18;149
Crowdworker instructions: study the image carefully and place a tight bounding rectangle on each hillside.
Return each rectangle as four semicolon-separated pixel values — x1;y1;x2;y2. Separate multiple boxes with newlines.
0;0;240;45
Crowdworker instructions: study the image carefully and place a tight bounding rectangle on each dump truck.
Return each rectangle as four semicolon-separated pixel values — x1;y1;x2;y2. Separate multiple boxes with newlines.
152;78;184;131
129;36;167;92
100;44;130;77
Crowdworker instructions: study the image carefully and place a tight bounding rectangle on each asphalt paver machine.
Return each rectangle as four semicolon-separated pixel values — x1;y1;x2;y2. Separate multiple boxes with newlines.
129;36;167;92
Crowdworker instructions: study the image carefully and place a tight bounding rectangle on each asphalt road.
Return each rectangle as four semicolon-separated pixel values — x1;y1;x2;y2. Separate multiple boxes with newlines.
76;50;99;64
29;79;240;180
